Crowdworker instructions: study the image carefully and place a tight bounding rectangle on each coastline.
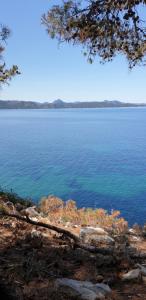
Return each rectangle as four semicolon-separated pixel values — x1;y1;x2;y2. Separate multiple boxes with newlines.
0;99;146;109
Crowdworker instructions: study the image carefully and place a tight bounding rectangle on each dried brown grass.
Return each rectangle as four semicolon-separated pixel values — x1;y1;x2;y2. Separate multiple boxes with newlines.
39;196;128;234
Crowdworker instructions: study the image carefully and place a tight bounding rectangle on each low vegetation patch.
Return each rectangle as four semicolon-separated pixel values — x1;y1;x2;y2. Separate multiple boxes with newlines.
39;195;128;234
0;188;33;208
0;189;128;234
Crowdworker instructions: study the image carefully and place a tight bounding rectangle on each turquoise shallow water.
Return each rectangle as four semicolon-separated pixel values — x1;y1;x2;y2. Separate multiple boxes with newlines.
0;107;146;225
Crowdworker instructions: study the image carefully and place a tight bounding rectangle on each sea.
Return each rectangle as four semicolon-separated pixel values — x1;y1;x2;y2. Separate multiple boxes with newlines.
0;107;146;225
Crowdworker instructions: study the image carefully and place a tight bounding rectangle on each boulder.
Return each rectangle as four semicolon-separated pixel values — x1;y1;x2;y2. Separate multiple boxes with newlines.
65;221;71;228
80;227;107;236
80;227;114;245
136;264;146;276
130;236;141;242
128;228;137;235
128;228;142;242
21;206;40;218
121;269;141;281
56;278;111;300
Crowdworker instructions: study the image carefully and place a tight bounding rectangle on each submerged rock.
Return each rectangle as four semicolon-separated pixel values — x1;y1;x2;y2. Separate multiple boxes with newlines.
56;278;111;300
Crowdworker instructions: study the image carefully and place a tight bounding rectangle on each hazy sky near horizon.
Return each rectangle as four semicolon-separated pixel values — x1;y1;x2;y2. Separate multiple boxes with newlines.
0;0;146;103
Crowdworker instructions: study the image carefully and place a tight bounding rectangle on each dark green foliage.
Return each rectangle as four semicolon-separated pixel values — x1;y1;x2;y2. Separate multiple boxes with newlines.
0;24;19;86
0;188;33;208
42;0;146;68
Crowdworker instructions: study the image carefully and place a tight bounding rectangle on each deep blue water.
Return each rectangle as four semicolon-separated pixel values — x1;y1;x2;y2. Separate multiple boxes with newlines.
0;108;146;225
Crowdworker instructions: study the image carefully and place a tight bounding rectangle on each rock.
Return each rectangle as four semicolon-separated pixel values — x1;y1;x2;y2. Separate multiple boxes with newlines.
31;229;42;238
94;283;111;295
11;221;16;228
56;278;111;300
136;264;146;276
128;228;137;235
80;227;114;245
80;227;107;236
21;206;40;218
64;222;71;228
130;236;141;242
31;228;50;239
93;235;114;245
31;217;39;222
121;269;141;281
128;228;142;242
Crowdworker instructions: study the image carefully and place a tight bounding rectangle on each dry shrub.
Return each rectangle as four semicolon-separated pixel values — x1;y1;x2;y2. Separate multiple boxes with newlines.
39;195;64;214
0;203;7;214
39;196;128;233
0;199;14;215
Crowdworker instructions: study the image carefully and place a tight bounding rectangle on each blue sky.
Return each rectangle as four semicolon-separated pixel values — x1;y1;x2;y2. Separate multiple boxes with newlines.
0;0;146;103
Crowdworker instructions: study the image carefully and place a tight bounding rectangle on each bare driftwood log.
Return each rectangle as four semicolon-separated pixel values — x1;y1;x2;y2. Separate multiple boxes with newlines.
1;212;112;255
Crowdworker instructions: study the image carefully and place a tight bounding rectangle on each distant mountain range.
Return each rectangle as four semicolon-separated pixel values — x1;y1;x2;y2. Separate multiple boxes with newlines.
0;99;145;109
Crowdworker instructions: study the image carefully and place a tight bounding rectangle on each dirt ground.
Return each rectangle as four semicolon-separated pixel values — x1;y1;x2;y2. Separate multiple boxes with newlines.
0;217;146;300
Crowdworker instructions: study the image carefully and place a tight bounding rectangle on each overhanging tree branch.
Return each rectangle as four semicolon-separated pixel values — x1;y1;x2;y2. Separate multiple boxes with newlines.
42;0;146;68
0;24;20;85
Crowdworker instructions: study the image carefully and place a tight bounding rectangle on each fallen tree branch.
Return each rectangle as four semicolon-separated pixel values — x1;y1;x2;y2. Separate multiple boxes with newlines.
2;212;80;242
1;212;113;255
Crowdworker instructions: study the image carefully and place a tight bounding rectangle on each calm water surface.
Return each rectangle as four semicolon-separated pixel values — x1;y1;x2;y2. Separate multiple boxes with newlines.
0;108;146;225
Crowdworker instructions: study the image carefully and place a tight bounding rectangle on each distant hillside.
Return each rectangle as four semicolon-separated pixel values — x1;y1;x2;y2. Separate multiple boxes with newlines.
0;99;145;109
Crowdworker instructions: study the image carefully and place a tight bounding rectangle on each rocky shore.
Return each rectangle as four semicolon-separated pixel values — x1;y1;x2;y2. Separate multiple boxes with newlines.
0;193;146;299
